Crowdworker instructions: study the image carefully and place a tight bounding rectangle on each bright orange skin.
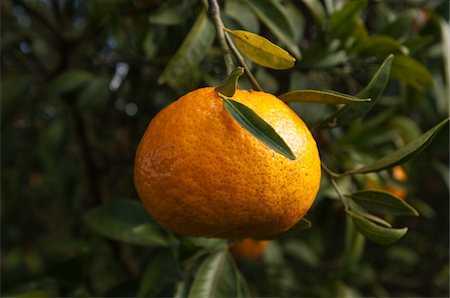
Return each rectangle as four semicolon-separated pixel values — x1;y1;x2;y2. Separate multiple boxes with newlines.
134;87;321;238
231;238;269;260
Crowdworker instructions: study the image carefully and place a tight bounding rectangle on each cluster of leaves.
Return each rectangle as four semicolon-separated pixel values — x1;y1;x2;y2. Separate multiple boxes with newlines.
2;0;449;297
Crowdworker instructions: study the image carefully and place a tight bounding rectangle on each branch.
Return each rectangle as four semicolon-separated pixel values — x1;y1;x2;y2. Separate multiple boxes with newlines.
207;0;234;74
225;33;263;91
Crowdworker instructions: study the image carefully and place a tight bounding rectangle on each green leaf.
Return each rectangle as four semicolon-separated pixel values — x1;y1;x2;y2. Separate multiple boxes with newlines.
84;200;170;247
344;118;449;175
77;77;110;111
220;96;296;160
279;89;370;104
329;0;366;39
243;0;301;58
138;250;182;297
350;190;419;216
356;35;409;57
188;249;228;298
216;67;244;97
225;29;295;70
351;214;408;245
45;70;93;96
391;55;434;90
316;54;393;129
158;9;215;90
224;0;259;33
149;1;186;26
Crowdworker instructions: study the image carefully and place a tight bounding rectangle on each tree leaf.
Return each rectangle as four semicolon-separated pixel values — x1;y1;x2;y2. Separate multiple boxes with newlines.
350;214;408;245
148;1;186;26
45;70;93;96
243;0;301;58
329;0;366;39
316;54;393;129
350;190;419;216
391;55;434;90
225;29;295;70
279;89;370;104
220;95;296;160
344;118;449;175
138;249;182;297
216;67;244;97
188;249;228;298
224;0;260;33
158;9;215;90
84;200;170;247
356;35;409;57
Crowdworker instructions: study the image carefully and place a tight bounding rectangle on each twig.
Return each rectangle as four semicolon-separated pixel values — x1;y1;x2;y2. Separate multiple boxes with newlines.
321;161;342;178
225;33;264;92
330;178;349;212
207;0;234;74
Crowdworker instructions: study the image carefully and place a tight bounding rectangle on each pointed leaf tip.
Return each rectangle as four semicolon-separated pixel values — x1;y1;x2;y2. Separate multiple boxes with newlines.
220;95;296;160
350;213;408;245
216;67;245;97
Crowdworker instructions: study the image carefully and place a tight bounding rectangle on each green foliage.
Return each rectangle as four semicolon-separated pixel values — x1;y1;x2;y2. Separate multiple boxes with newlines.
221;95;296;160
2;0;448;297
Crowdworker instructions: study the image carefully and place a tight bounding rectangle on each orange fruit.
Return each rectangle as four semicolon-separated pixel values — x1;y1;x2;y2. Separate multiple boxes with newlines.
392;166;408;182
134;87;321;238
386;184;407;199
231;238;269;260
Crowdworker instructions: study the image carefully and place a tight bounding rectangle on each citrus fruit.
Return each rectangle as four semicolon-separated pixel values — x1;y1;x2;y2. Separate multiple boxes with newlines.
134;87;321;238
231;238;269;260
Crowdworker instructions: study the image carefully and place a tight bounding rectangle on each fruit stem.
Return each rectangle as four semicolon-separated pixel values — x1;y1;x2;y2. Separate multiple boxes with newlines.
207;0;234;75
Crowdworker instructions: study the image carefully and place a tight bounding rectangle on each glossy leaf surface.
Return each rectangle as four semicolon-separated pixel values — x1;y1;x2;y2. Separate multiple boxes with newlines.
221;96;296;160
351;214;408;245
279;89;370;104
350;190;419;216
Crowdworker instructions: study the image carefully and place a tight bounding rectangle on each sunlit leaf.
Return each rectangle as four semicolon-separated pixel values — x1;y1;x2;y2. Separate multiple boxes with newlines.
226;29;295;70
188;249;228;298
350;190;419;216
243;0;301;58
85;200;170;247
158;9;215;90
316;54;393;129
221;95;296;160
216;67;244;97
350;214;408;245
279;89;370;104
344;118;449;175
